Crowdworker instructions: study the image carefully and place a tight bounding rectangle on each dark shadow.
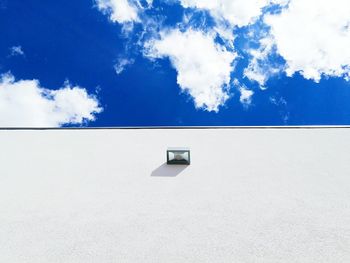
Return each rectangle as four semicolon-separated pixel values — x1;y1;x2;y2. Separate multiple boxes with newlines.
151;163;189;177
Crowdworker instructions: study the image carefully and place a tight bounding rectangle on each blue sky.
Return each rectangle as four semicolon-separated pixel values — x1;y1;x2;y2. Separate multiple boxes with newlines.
1;0;350;127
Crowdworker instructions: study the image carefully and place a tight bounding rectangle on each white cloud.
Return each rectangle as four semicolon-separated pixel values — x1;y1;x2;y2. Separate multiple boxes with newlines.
179;0;272;27
266;0;350;82
114;58;135;74
95;0;139;23
233;79;254;107
244;36;283;87
177;0;289;48
239;86;254;107
145;0;153;7
10;46;25;57
270;96;289;123
145;29;236;112
0;73;102;127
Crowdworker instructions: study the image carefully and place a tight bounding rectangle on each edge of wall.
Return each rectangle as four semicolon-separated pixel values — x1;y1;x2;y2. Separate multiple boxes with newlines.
0;126;350;130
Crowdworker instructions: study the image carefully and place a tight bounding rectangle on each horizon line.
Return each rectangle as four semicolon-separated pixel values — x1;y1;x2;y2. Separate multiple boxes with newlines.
1;125;350;130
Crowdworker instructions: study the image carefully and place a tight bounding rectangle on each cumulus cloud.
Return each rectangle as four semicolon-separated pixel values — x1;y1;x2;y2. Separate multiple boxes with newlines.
94;0;350;112
95;0;139;23
145;29;236;112
0;73;102;127
266;0;350;82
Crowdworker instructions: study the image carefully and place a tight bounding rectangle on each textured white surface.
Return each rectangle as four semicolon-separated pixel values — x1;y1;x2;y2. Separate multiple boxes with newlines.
0;129;350;262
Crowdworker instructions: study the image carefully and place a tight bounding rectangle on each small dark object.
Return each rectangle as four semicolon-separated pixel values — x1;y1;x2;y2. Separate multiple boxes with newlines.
167;148;190;165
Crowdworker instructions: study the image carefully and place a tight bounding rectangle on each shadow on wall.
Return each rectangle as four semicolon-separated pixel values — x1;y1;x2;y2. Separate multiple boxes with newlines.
151;163;188;177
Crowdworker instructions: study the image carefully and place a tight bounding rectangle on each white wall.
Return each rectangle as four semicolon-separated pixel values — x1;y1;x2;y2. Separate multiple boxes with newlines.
0;128;350;262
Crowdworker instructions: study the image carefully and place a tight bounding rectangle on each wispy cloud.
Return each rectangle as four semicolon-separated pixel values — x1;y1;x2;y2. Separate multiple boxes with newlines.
233;79;254;108
244;36;283;88
270;95;289;124
114;57;135;74
9;46;25;57
239;87;254;108
179;0;271;27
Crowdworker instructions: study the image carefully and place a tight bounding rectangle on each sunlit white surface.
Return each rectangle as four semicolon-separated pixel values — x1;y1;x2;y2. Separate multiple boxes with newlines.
0;128;349;262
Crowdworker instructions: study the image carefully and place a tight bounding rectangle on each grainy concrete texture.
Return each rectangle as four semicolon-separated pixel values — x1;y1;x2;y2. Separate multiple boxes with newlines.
0;128;350;262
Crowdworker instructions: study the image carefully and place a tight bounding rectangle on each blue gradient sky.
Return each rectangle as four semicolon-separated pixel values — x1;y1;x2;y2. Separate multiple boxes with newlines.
1;0;350;127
